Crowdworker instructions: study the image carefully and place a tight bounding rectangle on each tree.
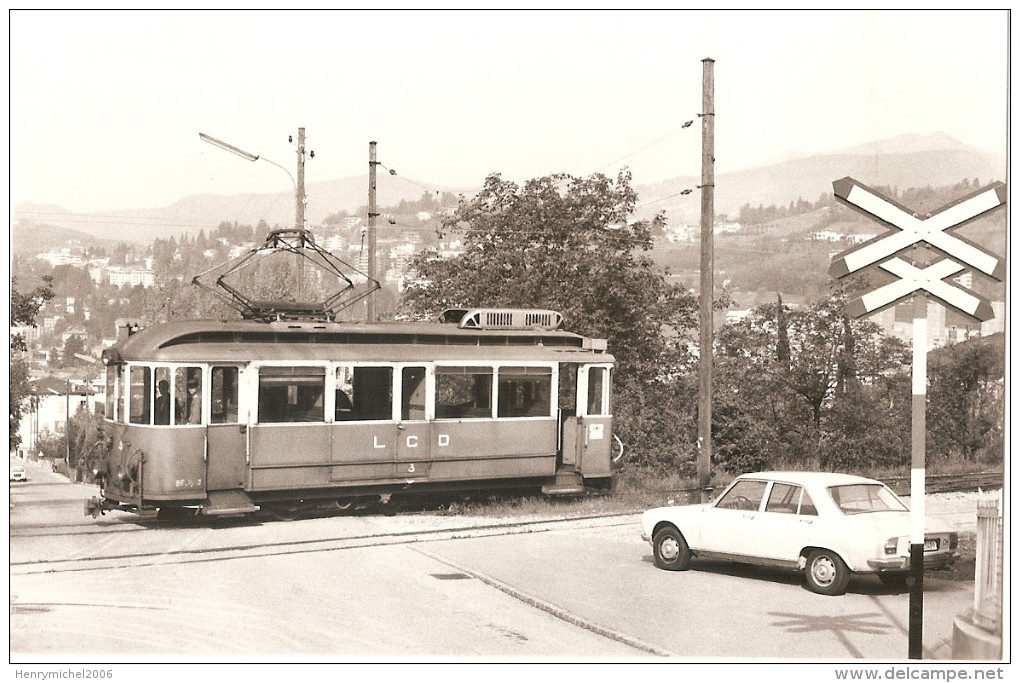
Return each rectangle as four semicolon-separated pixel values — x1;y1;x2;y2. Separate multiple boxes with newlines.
10;276;54;451
712;287;912;474
400;171;704;470
402;171;699;373
60;334;88;367
927;338;1005;462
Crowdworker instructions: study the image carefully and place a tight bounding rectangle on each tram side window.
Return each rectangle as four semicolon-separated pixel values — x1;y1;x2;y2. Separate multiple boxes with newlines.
129;367;152;425
586;366;610;416
401;366;427;421
211;367;239;424
175;367;204;425
336;366;394;422
436;366;492;419
259;366;325;423
497;367;552;417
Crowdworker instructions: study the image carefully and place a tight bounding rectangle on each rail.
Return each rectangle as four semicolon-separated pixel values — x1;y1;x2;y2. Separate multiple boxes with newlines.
645;470;1003;506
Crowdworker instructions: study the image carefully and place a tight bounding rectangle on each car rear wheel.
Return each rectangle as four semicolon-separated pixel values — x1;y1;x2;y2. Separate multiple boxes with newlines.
652;526;691;571
804;549;851;596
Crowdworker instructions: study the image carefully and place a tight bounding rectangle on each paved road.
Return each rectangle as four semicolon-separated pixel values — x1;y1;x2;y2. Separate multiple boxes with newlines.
9;458;975;660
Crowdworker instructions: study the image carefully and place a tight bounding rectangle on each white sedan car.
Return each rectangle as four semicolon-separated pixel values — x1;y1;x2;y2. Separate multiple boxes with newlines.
641;471;958;596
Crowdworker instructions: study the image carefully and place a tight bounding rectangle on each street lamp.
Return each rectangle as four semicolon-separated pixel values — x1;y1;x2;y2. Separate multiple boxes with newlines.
199;131;304;230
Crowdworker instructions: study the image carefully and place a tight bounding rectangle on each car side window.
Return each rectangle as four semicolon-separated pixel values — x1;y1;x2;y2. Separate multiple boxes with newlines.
798;490;818;516
765;483;820;516
716;480;767;511
765;483;799;514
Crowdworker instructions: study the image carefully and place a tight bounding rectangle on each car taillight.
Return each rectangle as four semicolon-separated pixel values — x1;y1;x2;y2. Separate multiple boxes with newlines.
949;533;958;550
884;538;898;555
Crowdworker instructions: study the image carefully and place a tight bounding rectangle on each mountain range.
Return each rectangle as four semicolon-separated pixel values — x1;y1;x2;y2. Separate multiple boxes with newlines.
11;133;1007;251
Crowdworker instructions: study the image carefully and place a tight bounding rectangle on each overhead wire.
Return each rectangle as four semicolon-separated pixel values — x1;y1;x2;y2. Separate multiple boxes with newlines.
591;118;699;211
596;119;695;174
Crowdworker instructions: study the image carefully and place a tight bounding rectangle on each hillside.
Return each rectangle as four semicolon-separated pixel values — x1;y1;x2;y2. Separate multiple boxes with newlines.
10;133;1007;246
634;139;1005;224
10;210;120;255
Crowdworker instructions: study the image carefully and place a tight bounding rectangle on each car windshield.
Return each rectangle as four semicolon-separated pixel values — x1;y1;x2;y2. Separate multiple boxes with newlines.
827;484;908;514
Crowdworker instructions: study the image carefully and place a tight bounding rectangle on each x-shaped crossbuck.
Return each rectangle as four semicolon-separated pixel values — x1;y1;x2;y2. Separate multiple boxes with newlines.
829;178;1005;281
846;257;994;321
829;177;1005;321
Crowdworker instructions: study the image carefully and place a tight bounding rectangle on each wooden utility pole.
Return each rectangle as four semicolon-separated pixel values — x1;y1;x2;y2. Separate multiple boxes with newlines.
697;58;715;502
296;127;307;299
367;141;379;321
296;127;306;230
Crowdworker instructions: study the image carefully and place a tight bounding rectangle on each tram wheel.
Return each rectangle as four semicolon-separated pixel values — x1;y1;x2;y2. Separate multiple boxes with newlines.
156;506;195;521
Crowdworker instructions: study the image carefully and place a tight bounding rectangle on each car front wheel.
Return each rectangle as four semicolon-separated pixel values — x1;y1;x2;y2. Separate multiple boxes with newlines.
652;526;691;571
804;549;851;596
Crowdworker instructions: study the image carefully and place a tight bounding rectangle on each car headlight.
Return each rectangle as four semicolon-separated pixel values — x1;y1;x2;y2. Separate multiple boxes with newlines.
884;538;899;555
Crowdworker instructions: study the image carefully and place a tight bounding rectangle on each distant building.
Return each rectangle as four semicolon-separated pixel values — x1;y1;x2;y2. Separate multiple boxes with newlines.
663;224;697;243
107;266;155;288
322;234;346;253
10;325;41;346
726;309;751;325
868;300;1005;351
17;376;105;456
36;248;85;267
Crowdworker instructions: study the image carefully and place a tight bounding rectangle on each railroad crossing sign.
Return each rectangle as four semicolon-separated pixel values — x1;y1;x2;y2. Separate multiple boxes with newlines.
827;175;1005;661
829;177;1005;321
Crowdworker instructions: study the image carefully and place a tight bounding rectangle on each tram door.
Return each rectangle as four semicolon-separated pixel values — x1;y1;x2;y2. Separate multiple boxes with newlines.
558;363;612;477
579;364;612;478
205;366;246;490
558;364;581;468
396;366;430;479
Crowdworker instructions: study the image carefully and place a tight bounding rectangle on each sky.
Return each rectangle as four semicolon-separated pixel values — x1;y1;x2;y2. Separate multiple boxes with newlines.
9;10;1010;214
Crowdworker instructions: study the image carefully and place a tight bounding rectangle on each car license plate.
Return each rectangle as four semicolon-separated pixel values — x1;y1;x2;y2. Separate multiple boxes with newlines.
924;539;939;552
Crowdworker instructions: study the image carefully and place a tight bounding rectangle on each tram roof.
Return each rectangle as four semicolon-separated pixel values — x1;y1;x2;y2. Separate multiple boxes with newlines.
105;319;615;365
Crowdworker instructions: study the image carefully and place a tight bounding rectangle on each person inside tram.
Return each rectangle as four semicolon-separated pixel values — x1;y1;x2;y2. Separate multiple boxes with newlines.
185;375;202;424
154;380;172;425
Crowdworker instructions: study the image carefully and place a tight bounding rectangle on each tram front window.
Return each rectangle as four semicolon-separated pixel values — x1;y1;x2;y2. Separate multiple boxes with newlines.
129;367;151;425
154;367;172;425
175;367;204;425
106;366;119;422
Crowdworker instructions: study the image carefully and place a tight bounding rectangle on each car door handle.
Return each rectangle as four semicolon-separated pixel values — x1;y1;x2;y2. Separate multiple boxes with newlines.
799;519;813;524
742;514;755;520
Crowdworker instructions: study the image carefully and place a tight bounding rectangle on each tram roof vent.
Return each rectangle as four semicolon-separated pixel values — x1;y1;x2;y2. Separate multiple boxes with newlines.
441;308;564;331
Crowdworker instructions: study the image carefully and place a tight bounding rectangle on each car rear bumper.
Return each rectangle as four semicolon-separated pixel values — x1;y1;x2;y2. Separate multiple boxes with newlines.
867;552;958;571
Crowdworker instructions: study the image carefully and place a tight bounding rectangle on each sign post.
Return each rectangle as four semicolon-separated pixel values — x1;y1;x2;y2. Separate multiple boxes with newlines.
828;177;1005;659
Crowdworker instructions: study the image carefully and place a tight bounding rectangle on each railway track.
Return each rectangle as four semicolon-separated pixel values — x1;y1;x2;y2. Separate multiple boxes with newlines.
642;470;1004;505
882;471;1004;496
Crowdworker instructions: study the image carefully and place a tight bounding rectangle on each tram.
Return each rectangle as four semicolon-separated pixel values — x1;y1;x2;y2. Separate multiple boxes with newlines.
87;308;617;518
